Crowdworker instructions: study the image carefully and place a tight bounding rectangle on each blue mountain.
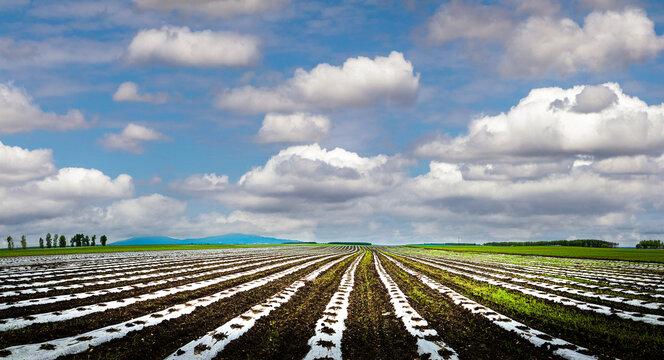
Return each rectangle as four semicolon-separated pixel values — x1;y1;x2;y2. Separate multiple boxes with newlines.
112;233;303;246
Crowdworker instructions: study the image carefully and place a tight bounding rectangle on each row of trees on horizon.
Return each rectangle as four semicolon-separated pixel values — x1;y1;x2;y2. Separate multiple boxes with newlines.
5;233;108;250
636;240;664;249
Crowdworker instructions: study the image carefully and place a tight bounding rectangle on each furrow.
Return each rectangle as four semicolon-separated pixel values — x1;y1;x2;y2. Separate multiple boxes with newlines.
0;254;322;331
302;254;362;360
0;254;337;360
165;253;358;359
407;255;664;326
373;254;458;360
384;253;601;360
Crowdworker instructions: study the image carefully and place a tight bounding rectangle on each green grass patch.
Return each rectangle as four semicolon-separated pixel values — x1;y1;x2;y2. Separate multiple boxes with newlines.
408;245;664;263
394;254;664;359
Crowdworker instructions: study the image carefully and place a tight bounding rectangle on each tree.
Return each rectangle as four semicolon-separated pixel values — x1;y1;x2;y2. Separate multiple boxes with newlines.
636;240;664;249
53;234;59;246
100;235;108;246
39;238;44;248
6;236;14;250
70;237;75;247
84;235;90;246
91;235;96;247
20;235;27;249
46;233;52;248
59;235;66;248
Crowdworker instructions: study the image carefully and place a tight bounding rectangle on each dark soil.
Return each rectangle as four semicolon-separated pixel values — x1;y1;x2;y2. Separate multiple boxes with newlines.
59;256;343;360
395;254;664;360
0;256;322;349
379;253;555;360
0;255;304;318
0;254;295;304
419;256;664;315
216;254;359;359
341;252;420;360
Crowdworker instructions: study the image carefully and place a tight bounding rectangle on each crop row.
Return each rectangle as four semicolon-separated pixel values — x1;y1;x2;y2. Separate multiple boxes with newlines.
0;246;661;359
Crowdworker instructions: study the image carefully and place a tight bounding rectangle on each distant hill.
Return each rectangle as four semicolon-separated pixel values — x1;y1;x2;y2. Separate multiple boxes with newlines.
111;233;304;246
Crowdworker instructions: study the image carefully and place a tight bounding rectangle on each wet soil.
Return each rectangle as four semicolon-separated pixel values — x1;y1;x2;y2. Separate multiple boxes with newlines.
396;254;664;360
0;256;321;349
217;254;358;359
0;256;302;318
341;252;420;360
380;253;554;360
60;257;342;360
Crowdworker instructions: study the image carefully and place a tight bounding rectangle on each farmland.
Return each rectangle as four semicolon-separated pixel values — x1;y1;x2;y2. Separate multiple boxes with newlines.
0;246;662;359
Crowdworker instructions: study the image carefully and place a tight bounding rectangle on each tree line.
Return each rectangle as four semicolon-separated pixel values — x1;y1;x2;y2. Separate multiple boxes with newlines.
483;239;618;248
636;240;664;249
5;233;108;250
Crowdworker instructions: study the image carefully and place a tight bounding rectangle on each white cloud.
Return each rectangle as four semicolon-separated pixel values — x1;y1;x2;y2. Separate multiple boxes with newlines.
100;194;187;228
177;143;411;216
235;143;401;201
0;82;88;133
27;168;133;199
256;113;330;143
112;81;168;104
592;155;664;174
0;165;133;225
501;8;664;75
0;141;55;185
215;51;419;113
426;2;514;44
126;26;260;67
571;85;618;113
99;123;169;154
414;83;664;161
132;0;289;18
173;173;229;193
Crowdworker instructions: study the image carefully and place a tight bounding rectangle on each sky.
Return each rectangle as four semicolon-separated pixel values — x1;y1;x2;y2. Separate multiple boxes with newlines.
1;0;664;246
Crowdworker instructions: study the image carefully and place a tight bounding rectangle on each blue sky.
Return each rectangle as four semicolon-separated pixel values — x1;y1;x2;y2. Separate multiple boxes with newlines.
1;0;664;245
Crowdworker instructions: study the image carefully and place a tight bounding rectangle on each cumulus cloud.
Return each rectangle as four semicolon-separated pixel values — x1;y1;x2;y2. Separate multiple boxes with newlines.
173;173;229;193
423;6;664;77
571;85;618;113
592;155;664;175
112;82;168;104
26;168;133;199
0;82;88;133
256;113;330;143
501;8;664;75
133;0;289;18
99;123;169;154
235;144;403;202
215;51;419;113
414;83;664;161
0;141;55;185
0;141;318;242
176;143;411;216
166;133;664;245
0;161;133;225
426;2;514;44
126;26;260;67
398;81;664;243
